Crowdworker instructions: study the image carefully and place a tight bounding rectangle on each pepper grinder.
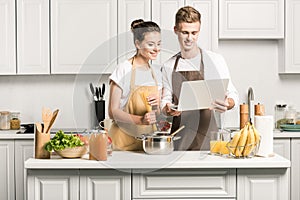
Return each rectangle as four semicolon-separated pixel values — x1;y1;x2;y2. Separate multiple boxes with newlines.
240;103;249;129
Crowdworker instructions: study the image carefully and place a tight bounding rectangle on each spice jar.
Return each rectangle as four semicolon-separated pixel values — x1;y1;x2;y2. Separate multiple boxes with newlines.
10;112;21;130
274;104;288;129
296;112;300;125
0;111;11;130
285;106;296;125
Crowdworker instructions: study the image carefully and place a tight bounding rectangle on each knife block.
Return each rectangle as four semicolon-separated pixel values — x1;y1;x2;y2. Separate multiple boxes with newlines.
34;128;50;159
95;100;105;125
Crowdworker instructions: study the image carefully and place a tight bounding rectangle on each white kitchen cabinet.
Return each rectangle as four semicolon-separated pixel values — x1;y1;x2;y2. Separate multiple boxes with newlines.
187;0;218;51
273;138;291;159
152;0;184;64
219;0;284;39
118;0;151;63
17;0;50;74
132;168;236;199
237;168;289;200
27;169;80;200
80;169;131;200
51;0;118;74
279;0;300;73
0;140;15;200
0;0;16;74
291;139;300;200
15;140;34;200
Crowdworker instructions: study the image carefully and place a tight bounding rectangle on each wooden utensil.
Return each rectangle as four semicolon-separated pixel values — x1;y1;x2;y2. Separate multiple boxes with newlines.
35;122;42;133
170;125;185;137
45;109;59;133
42;107;52;133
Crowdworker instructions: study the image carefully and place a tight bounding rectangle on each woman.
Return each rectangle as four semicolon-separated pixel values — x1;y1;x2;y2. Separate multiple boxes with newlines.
108;19;162;151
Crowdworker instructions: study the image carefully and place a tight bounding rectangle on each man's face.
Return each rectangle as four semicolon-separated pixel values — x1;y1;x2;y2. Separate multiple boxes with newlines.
174;22;200;51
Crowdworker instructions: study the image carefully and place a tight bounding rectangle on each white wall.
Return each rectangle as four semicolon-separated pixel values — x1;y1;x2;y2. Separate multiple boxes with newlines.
0;40;299;129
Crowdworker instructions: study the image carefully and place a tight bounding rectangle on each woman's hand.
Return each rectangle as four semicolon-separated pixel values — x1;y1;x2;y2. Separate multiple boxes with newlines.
146;94;159;107
142;111;156;125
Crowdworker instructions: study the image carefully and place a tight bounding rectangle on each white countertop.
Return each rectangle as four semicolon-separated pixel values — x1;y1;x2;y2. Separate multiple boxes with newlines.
25;151;290;170
273;130;300;138
0;130;34;139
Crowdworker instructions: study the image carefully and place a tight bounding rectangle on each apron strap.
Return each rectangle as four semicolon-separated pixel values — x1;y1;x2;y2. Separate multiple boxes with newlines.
129;56;158;92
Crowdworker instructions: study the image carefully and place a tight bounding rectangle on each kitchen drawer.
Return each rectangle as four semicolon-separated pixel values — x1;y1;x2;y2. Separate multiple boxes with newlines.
132;168;236;198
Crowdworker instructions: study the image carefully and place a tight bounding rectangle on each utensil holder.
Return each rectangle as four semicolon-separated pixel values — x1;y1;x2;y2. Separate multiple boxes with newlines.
34;127;50;159
95;100;105;125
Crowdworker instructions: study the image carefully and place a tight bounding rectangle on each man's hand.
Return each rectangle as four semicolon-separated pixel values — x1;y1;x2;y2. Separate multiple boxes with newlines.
211;97;235;113
163;103;182;116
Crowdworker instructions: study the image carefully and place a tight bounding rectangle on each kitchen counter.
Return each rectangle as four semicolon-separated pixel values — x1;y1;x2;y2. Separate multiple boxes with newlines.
0;130;34;139
25;151;290;200
25;151;290;169
273;129;300;138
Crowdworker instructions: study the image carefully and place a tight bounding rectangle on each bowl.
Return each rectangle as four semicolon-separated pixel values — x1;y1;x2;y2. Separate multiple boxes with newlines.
226;142;259;158
54;145;88;158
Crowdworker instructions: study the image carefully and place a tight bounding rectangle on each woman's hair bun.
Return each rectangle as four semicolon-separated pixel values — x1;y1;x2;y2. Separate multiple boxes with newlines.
131;19;144;31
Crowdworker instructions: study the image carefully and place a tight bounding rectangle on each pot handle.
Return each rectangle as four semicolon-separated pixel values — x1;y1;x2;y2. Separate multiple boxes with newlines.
173;136;181;141
135;135;146;140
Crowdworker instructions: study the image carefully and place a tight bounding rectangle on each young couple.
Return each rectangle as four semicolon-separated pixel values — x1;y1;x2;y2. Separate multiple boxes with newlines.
108;6;239;151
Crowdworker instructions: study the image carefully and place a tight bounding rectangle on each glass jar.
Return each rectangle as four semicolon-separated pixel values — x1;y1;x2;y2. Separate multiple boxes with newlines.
296;112;300;125
274;104;288;129
285;106;296;125
0;111;11;130
10;112;21;130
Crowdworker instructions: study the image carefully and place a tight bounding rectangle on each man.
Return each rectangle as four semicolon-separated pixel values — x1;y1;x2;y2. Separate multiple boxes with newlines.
161;6;239;150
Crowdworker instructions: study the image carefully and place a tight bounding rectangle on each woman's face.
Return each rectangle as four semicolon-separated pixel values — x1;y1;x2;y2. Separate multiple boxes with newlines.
136;31;161;60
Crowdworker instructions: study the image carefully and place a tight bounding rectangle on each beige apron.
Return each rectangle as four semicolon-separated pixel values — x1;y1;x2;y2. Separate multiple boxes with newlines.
109;61;159;151
171;49;218;150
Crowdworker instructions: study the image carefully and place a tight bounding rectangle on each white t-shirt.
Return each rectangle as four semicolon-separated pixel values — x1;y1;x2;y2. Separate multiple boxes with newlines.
109;60;163;109
161;49;239;109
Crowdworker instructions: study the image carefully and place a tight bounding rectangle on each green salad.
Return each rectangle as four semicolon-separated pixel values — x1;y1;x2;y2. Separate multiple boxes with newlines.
45;130;84;152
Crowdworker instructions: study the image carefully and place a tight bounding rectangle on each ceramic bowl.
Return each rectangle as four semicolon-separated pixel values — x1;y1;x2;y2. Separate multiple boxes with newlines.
55;145;88;158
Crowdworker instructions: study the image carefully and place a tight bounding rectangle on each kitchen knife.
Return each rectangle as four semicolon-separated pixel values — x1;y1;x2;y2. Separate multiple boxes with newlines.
101;83;105;99
95;87;100;101
98;86;102;99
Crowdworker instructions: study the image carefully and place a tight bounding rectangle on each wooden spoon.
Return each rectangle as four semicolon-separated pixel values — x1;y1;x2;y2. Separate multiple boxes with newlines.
35;122;42;133
45;109;59;133
42;107;52;133
170;125;185;137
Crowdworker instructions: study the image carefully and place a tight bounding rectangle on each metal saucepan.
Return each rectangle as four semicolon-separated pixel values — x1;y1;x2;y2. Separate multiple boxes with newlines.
136;125;185;155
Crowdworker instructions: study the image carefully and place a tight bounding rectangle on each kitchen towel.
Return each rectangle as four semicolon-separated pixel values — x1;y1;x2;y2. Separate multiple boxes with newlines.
254;115;274;157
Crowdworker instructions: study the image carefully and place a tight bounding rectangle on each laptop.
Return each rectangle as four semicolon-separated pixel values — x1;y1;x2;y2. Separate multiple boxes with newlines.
172;79;229;111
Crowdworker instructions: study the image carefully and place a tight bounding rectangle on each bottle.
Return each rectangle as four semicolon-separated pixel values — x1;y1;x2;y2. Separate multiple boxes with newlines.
274;104;288;129
240;103;249;129
10;112;21;130
89;130;108;161
0;111;10;130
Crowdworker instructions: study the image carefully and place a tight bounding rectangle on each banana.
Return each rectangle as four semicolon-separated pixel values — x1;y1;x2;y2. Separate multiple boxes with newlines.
235;123;249;157
243;124;255;156
252;124;261;149
228;130;241;154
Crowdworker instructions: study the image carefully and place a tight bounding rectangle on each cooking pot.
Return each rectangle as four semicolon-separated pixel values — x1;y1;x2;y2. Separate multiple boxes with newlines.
136;126;185;155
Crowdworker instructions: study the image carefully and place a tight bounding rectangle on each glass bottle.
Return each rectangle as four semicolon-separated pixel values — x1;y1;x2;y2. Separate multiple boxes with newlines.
10;112;21;130
274;104;288;129
0;111;11;130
